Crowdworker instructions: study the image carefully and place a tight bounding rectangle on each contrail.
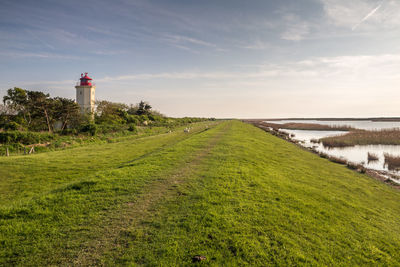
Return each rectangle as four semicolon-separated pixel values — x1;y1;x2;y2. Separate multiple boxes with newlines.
352;1;383;31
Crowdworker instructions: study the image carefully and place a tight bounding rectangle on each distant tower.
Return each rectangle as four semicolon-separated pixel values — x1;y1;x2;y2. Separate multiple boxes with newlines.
75;73;95;114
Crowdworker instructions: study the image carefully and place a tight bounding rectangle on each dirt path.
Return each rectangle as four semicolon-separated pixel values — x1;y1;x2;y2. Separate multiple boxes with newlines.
73;124;227;266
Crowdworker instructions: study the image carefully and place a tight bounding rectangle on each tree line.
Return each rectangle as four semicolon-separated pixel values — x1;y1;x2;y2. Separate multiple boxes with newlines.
0;87;178;135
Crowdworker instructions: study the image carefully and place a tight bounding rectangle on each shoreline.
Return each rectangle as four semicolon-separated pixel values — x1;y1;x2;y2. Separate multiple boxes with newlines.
245;120;400;190
245;117;400;122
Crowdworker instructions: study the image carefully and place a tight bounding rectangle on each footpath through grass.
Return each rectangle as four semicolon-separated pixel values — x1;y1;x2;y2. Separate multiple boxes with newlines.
1;121;400;265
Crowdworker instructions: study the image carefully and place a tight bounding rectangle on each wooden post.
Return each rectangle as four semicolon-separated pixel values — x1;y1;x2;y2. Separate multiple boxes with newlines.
29;147;35;154
6;147;9;157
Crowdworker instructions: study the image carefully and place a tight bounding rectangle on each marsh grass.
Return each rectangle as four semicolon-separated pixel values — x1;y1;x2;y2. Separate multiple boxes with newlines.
384;153;400;171
321;129;400;147
368;152;379;162
263;122;356;131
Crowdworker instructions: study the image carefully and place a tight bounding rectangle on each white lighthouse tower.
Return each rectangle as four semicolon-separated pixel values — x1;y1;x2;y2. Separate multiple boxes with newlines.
75;72;95;114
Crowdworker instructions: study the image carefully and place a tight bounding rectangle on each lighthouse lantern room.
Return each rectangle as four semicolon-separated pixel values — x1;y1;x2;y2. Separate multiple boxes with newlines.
75;72;95;114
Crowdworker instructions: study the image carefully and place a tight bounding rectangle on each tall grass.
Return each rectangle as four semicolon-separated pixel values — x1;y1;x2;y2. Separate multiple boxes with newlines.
384;153;400;171
263;122;356;131
368;152;379;162
321;129;400;147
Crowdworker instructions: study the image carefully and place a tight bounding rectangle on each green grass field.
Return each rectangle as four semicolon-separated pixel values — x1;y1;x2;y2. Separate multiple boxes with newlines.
1;120;400;266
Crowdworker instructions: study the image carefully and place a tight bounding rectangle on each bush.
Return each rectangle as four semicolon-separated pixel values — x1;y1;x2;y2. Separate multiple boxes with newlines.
3;121;23;131
96;124;122;134
3;121;21;131
80;123;97;136
127;124;137;133
125;115;140;125
61;128;78;135
139;115;149;123
0;131;54;144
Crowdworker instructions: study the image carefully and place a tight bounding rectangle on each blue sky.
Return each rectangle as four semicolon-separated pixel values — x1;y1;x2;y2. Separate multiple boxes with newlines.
1;0;400;118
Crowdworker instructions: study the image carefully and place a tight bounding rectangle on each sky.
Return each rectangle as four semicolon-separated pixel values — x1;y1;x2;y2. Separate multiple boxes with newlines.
1;0;400;118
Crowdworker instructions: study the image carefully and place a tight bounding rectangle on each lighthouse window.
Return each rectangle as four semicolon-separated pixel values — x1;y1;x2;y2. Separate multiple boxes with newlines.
80;91;82;95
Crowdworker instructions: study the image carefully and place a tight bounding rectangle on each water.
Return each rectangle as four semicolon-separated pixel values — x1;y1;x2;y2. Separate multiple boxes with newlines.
274;124;400;183
265;120;400;130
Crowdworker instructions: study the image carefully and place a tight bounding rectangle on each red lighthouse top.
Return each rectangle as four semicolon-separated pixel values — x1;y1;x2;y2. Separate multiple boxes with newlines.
79;72;93;86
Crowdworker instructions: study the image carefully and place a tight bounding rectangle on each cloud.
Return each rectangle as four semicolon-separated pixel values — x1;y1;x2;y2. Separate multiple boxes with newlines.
25;29;55;50
240;40;272;50
94;53;400;89
162;34;216;48
280;14;310;41
320;0;400;31
4;53;400;118
7;52;400;92
0;51;82;60
91;50;128;56
159;34;218;52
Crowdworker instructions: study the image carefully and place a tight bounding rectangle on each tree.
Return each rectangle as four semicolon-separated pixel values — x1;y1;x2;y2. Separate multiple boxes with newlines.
136;101;152;115
53;97;80;131
0;103;15;115
3;87;31;126
26;91;54;132
95;100;128;124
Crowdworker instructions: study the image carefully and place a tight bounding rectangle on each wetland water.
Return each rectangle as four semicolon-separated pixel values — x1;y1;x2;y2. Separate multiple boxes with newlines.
266;120;400;130
265;120;400;181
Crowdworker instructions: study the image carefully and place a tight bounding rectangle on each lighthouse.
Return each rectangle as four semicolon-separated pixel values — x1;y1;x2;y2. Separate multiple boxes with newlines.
75;73;95;114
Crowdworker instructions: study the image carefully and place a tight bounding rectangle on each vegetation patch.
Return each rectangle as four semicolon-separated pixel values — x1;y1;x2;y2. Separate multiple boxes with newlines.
263;122;356;131
320;129;400;147
0;131;54;145
384;153;400;171
368;152;379;162
0;87;213;156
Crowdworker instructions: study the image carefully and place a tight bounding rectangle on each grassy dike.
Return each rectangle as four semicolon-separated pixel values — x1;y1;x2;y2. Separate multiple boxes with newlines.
1;121;400;265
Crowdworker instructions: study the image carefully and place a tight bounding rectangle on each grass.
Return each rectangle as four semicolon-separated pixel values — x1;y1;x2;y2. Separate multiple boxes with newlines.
262;122;356;131
0;125;184;156
1;121;400;265
0;122;215;206
320;129;400;147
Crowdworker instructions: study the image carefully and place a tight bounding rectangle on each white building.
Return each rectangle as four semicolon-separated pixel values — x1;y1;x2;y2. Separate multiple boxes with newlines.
75;72;95;114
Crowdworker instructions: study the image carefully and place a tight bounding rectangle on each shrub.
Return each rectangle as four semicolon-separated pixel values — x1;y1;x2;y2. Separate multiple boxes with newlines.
126;115;140;125
139;115;149;123
80;123;97;136
0;131;54;144
3;121;20;131
127;124;137;133
96;123;122;134
61;128;78;135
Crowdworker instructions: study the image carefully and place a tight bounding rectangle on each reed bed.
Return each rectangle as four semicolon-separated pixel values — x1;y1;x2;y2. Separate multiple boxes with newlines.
317;151;365;173
368;152;379;162
263;122;356;131
321;129;400;147
384;153;400;171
